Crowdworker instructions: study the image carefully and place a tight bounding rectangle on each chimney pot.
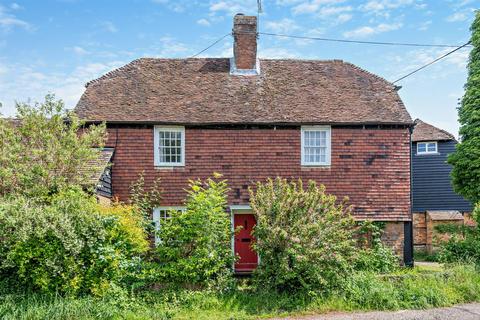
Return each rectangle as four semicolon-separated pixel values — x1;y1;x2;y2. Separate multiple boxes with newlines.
232;14;257;72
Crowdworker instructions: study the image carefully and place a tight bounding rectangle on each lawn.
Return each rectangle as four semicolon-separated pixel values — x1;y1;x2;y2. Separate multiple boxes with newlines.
1;264;480;320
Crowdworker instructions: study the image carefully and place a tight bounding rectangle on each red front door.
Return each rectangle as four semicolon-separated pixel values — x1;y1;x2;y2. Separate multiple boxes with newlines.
234;214;258;272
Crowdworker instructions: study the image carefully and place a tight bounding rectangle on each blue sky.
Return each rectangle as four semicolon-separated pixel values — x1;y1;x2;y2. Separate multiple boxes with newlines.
0;0;477;136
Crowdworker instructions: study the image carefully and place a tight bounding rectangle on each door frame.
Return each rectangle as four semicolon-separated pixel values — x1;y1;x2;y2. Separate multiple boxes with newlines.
230;205;259;272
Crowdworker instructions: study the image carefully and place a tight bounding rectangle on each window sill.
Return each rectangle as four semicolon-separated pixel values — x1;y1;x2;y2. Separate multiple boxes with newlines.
301;165;331;169
154;165;185;170
416;152;440;156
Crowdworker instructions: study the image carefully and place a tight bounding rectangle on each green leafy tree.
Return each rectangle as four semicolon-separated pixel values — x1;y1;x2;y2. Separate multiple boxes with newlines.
0;94;106;199
250;178;357;293
448;11;480;204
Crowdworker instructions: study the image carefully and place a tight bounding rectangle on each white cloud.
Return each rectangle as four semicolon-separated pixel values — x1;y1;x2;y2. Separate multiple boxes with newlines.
197;18;211;26
10;3;22;10
101;21;117;33
359;0;421;18
418;20;432;31
292;0;346;15
289;1;352;25
265;18;300;33
0;60;125;115
258;47;301;59
360;0;415;11
69;46;89;55
0;63;8;75
343;22;402;38
387;46;471;84
446;12;469;22
0;5;31;31
142;36;189;57
209;0;258;16
336;13;352;23
151;0;186;13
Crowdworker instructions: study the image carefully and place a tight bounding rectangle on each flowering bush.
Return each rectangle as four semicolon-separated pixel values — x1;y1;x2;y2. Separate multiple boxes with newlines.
250;178;357;293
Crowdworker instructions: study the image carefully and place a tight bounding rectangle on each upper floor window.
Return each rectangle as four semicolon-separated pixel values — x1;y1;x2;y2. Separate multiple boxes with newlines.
301;126;331;166
154;126;185;166
417;141;437;154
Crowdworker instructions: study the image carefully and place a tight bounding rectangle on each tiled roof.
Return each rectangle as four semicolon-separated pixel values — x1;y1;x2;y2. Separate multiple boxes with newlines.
427;210;463;221
412;119;455;142
83;148;114;184
75;58;412;125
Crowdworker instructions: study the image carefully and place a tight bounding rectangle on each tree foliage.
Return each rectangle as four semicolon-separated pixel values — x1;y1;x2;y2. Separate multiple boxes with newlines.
0;94;106;199
250;178;357;293
448;11;480;204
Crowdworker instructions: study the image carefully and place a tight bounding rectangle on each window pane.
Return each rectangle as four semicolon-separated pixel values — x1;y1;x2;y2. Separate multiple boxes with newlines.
303;130;329;164
427;143;436;152
418;143;426;152
157;129;183;164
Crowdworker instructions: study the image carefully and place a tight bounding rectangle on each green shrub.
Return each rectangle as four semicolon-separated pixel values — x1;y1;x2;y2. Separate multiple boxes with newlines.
155;174;234;289
354;221;399;273
0;189;149;296
250;178;357;293
437;203;480;267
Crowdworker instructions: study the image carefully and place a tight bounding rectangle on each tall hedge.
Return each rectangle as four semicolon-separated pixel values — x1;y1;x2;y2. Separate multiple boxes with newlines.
448;11;480;204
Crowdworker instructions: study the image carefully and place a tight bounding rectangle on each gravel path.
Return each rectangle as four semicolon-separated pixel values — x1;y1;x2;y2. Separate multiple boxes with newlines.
273;303;480;320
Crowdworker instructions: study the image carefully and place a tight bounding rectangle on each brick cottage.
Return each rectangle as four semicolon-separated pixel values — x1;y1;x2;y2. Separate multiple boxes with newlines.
75;14;414;270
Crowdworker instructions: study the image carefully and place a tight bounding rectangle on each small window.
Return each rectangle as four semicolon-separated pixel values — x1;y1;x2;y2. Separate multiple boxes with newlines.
417;142;437;154
154;126;185;166
301;126;331;166
153;207;185;244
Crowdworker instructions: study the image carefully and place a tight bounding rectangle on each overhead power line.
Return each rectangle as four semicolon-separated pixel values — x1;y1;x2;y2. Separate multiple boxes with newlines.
392;41;472;84
188;33;231;59
186;31;471;83
256;31;471;48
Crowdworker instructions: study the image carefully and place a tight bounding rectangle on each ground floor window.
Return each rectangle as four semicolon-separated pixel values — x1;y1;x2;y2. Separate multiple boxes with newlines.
153;206;185;244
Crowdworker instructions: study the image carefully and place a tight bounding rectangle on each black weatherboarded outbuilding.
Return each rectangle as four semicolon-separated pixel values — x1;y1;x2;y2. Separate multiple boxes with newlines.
412;119;472;213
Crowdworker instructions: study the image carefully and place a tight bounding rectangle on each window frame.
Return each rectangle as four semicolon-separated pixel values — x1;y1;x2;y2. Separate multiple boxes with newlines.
417;141;438;155
153;206;186;245
301;125;332;166
154;126;185;167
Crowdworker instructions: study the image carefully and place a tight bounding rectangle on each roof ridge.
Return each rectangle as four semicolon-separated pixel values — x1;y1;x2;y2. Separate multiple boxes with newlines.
341;61;394;87
85;58;144;87
415;118;456;140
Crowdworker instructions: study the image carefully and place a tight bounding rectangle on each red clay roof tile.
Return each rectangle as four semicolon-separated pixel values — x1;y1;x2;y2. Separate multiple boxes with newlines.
75;58;412;125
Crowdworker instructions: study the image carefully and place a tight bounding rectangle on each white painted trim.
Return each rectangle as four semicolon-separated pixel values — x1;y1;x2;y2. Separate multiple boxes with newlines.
153;206;186;245
417;141;438;155
301;125;331;166
229;57;261;76
154;126;185;167
230;205;252;211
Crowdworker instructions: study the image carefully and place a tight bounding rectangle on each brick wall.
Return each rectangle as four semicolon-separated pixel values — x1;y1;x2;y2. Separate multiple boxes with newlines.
413;212;427;250
381;222;405;259
106;125;411;222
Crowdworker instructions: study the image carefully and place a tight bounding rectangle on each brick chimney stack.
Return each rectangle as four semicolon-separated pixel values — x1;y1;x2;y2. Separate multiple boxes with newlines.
232;13;257;71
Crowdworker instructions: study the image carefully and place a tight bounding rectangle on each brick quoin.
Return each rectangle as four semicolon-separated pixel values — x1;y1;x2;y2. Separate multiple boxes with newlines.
106;125;411;222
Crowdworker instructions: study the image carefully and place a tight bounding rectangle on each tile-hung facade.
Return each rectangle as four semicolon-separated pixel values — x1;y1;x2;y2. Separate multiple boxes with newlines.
75;14;414;268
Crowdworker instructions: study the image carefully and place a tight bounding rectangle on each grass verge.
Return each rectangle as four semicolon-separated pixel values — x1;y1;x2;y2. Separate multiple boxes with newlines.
1;264;479;320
